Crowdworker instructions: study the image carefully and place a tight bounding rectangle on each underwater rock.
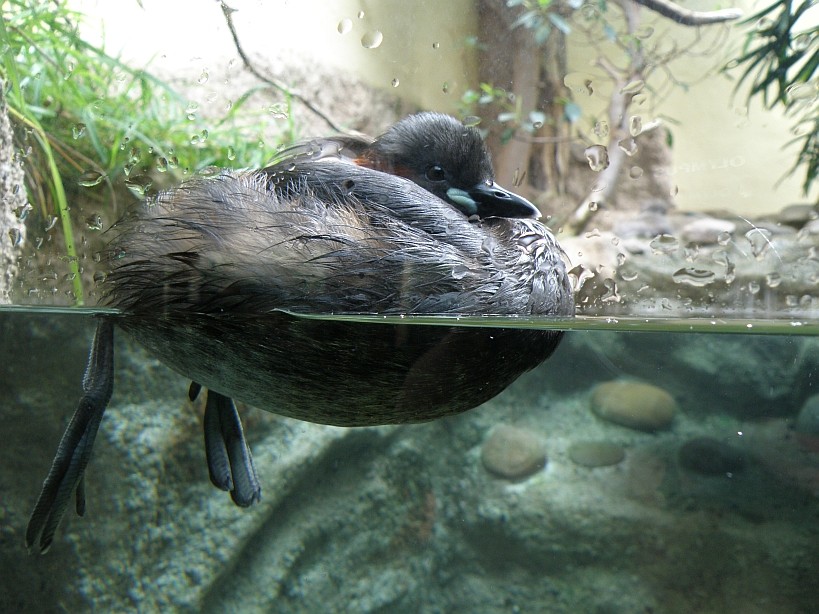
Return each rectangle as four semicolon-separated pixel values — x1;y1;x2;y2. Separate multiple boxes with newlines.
795;394;819;435
590;380;677;432
678;437;746;475
568;441;626;468
481;424;547;480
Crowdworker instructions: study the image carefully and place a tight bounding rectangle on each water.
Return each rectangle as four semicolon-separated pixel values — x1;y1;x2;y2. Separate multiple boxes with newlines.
1;307;817;612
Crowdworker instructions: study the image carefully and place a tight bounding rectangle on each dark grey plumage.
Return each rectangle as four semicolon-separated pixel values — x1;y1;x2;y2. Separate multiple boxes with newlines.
27;113;573;552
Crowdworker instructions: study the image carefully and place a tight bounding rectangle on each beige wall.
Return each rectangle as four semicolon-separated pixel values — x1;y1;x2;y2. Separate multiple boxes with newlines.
76;0;815;214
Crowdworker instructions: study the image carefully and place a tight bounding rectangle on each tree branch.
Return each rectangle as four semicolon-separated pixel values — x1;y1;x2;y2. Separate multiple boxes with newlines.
632;0;743;26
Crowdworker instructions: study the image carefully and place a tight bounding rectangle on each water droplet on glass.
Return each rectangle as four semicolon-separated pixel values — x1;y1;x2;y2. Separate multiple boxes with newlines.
72;123;86;139
337;18;352;34
588;201;598;211
765;272;782;288
185;102;199;120
391;78;400;87
568;264;595;292
785;82;817;103
717;231;732;246
44;216;58;232
125;175;153;198
785;294;798;307
584;145;609;172
85;214;103;231
442;82;449;94
755;16;773;31
78;170;106;187
8;228;22;247
432;42;440;49
744;227;772;259
227;146;236;161
156;157;169;172
649;234;679;255
616;252;627;266
620;79;644;94
629;115;642;136
463;115;481;127
357;10;365;18
585;228;601;238
198;70;209;84
629;166;644;179
593;120;609;139
635;25;654;39
618;138;638;156
748;280;761;294
600;278;621;303
672;267;716;287
361;30;383;49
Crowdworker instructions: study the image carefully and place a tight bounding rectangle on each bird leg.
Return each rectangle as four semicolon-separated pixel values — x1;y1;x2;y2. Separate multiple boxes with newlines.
197;386;261;507
26;318;115;554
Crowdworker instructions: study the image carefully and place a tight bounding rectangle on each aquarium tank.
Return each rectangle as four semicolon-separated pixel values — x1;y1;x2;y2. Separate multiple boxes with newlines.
1;0;818;611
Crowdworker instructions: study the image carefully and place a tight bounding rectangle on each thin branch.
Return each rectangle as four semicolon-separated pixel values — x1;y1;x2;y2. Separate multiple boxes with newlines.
219;2;346;134
632;0;743;26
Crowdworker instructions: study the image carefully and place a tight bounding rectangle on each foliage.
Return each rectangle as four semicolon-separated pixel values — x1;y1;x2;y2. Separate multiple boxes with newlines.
728;0;818;196
0;0;294;303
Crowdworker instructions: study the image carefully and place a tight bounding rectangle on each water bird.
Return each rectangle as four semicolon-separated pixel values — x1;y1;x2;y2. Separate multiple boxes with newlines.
26;112;574;553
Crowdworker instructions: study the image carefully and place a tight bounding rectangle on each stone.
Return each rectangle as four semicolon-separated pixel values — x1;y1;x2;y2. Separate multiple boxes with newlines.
678;437;746;475
795;394;819;435
568;441;625;467
679;217;736;244
481;424;547;480
591;380;676;432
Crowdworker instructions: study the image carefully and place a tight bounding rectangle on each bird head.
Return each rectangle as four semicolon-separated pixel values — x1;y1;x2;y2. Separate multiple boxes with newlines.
359;113;541;220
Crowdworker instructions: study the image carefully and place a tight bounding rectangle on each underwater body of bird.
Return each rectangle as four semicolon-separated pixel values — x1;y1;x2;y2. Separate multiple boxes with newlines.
25;113;574;553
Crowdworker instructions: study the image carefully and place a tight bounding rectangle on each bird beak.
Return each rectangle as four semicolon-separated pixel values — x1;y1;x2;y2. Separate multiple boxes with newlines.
447;183;541;219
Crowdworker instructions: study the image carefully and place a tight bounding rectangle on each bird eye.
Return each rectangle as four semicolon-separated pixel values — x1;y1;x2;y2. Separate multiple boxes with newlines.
425;165;446;182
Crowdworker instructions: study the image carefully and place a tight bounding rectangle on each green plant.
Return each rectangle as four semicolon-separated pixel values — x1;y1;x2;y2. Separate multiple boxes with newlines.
728;0;818;197
0;0;295;304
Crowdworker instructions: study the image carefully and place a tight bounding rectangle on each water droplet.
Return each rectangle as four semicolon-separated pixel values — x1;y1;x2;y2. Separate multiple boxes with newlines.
618;138;638;156
786;82;817;103
593;121;609;138
78;170;106;187
227;146;236;161
198;69;209;84
8;227;22;247
462;115;481;127
185;102;199;120
432;42;440;49
44;216;58;232
755;16;773;31
361;30;383;49
717;231;732;246
629;166;644;179
85;214;103;231
600;278;621;303
635;25;654;39
748;280;761;294
391;78;400;87
792;33;811;51
125;175;153;198
588;201;598;211
616;252;627;266
585;228;601;238
672;267;716;287
744;227;773;259
584;145;609;172
785;294;798;307
156;157;169;172
357;10;365;18
567;264;595;292
629;115;642;136
442;82;449;94
337;18;352;34
649;234;679;255
72;123;86;139
620;79;644;94
765;272;782;288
